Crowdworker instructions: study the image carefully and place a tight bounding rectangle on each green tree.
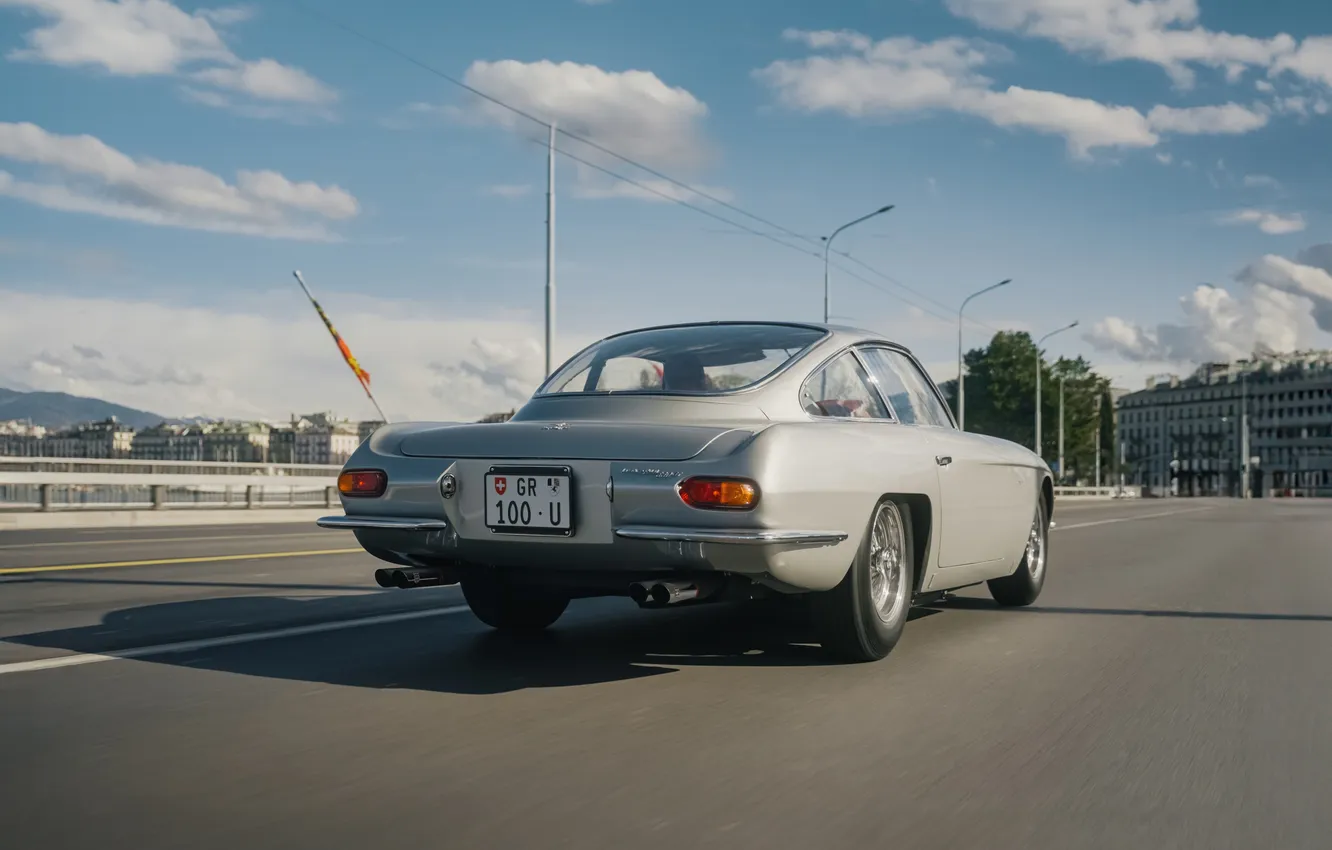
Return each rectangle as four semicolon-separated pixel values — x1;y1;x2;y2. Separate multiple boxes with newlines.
940;331;1112;484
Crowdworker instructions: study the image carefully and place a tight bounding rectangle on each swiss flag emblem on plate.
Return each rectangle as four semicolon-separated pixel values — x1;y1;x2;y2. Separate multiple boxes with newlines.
493;476;507;495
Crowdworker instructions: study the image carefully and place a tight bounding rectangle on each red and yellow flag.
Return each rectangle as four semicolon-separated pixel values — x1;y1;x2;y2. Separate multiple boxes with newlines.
293;271;370;390
313;298;371;389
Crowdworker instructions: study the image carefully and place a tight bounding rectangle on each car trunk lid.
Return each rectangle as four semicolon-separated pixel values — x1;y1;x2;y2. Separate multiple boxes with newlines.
399;421;753;461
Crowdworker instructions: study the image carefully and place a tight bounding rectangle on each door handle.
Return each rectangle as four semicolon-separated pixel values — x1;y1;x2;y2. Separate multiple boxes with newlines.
936;455;952;466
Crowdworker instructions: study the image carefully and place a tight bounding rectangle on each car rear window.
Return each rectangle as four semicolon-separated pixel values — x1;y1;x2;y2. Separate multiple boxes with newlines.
539;324;827;396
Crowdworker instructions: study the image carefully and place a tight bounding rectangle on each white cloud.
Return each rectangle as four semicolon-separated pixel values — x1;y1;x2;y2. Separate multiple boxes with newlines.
1238;252;1332;332
1155;152;1173;164
1243;173;1281;189
758;30;1172;157
1272;36;1332;88
1086;283;1314;363
944;0;1296;89
198;5;252;25
1146;103;1268;134
0;289;586;421
0;0;335;110
968;86;1159;156
1086;245;1332;364
191;57;336;104
1221;209;1305;235
461;59;713;172
570;177;734;203
482;183;533;198
0;121;357;239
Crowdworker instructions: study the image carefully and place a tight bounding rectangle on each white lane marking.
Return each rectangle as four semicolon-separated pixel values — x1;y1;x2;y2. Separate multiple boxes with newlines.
1052;506;1214;531
0;604;469;677
0;530;341;551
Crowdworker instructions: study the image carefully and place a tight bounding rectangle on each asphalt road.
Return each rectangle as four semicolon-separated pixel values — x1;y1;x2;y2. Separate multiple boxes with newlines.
2;498;1331;849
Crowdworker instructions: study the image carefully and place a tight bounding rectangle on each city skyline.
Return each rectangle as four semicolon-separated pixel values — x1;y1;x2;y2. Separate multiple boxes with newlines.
2;0;1332;421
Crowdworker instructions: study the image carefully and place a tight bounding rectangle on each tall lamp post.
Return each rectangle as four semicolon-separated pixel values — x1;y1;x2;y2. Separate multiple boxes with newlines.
957;278;1011;431
1035;321;1079;463
822;205;894;323
1058;375;1066;484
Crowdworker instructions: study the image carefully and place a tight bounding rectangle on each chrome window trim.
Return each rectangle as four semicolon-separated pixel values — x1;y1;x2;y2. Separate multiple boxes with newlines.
534;322;832;399
615;526;848;546
797;344;900;424
856;343;960;430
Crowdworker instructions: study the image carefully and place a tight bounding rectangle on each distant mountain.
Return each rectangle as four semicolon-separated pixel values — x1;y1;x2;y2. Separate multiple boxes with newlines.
0;388;164;430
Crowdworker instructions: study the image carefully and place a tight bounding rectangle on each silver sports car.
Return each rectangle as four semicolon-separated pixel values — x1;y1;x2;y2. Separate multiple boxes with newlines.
319;321;1053;662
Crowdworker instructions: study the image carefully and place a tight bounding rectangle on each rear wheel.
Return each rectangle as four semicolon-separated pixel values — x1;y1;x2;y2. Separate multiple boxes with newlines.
461;573;570;632
987;497;1048;607
812;499;914;663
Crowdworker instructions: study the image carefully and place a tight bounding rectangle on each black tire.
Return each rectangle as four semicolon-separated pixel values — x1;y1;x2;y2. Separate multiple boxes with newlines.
461;573;570;632
987;496;1048;607
811;499;915;663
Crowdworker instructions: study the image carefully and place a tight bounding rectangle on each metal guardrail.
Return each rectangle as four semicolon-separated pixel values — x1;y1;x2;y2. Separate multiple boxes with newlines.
0;457;342;476
1053;486;1137;499
0;458;341;512
0;458;1131;510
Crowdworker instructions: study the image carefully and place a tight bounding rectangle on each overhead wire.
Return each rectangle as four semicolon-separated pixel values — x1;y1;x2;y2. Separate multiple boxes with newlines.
282;0;1009;335
523;134;962;325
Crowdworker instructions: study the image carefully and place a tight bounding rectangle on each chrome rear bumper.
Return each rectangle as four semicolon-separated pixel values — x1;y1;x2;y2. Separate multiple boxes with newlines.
317;515;451;531
318;515;845;547
614;526;847;546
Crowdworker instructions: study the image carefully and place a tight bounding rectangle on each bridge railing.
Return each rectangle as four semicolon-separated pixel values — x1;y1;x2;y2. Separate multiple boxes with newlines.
1;459;1138;510
0;457;342;512
1053;486;1137;499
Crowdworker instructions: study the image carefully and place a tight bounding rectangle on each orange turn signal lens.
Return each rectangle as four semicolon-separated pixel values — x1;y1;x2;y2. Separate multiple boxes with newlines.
338;469;387;498
677;477;759;510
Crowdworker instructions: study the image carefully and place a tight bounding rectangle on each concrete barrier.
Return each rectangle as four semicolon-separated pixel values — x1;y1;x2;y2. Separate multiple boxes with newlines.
0;508;342;530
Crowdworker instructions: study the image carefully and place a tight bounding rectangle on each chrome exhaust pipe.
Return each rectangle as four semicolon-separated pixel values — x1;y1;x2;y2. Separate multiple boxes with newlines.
629;582;650;606
630;580;705;608
389;568;446;589
651;581;700;605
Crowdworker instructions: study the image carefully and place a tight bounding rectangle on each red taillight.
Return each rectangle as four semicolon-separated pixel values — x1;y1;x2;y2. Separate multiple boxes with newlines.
338;469;387;497
677;477;760;510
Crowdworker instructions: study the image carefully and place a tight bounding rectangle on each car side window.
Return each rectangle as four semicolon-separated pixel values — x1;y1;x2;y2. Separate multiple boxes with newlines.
799;352;891;419
859;347;953;428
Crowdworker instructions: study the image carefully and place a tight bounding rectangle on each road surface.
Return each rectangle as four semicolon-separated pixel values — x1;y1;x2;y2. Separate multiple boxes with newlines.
2;498;1330;849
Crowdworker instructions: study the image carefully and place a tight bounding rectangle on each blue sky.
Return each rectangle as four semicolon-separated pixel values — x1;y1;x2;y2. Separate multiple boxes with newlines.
2;0;1332;421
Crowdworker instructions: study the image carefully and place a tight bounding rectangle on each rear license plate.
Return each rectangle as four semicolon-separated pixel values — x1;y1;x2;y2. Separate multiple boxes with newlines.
484;466;573;536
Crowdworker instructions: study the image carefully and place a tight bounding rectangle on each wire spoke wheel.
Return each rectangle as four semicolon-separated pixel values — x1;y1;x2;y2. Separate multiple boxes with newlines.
1025;508;1046;583
867;502;907;624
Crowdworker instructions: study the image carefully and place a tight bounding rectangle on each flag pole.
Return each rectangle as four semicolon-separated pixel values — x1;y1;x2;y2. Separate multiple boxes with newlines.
292;270;390;423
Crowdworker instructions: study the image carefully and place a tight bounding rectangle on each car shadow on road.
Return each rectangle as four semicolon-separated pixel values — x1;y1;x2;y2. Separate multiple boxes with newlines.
8;593;944;694
929;595;1332;622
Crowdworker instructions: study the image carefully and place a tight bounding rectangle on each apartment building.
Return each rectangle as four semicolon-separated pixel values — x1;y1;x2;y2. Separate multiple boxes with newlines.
130;424;205;461
1116;350;1332;497
41;418;136;459
0;420;46;457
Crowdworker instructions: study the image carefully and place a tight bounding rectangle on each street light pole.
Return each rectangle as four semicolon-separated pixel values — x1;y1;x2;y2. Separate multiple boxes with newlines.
1241;368;1250;499
1034;321;1079;462
544;121;556;378
1095;392;1102;489
957;278;1012;431
1058;375;1066;483
822;205;894;324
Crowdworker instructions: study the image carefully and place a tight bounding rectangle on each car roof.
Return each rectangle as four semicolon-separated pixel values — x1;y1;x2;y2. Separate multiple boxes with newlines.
596;320;909;354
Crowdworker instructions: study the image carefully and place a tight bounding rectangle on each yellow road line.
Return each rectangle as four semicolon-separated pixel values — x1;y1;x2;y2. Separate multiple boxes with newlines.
0;548;364;576
0;531;337;551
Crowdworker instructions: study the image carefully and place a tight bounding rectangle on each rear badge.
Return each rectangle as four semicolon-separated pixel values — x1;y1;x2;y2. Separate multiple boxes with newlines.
542;422;569;431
